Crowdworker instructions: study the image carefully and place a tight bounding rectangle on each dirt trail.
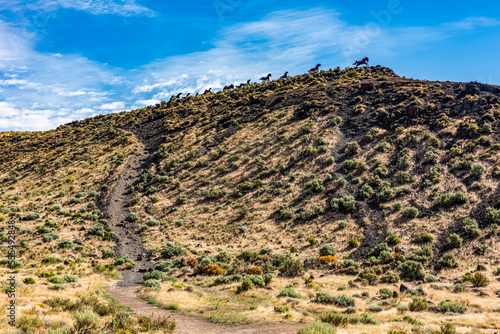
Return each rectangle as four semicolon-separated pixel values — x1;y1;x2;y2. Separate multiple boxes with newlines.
106;118;303;334
109;284;303;334
106;132;152;286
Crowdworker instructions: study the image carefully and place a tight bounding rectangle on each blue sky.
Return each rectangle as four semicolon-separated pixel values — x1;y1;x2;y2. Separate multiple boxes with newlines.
0;0;499;131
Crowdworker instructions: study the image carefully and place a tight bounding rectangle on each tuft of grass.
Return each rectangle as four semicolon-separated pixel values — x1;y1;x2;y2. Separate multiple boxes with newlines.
207;310;249;325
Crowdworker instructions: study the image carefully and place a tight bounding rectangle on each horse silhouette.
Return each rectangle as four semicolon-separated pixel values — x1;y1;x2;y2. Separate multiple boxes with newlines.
353;57;369;67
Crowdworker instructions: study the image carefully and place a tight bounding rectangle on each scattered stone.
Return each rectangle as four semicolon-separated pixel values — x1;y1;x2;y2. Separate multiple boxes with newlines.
360;82;375;91
476;264;487;272
400;284;410;293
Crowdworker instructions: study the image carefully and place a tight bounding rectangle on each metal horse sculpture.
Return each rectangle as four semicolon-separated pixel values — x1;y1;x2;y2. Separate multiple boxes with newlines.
260;73;272;82
309;64;321;72
353;57;369;67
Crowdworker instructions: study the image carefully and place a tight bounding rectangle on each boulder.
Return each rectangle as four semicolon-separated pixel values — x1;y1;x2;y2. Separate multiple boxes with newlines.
360;82;375;91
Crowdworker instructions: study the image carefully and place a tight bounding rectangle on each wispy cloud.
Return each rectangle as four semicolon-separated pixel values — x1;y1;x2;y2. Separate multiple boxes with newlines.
444;16;500;30
0;0;156;17
98;101;125;110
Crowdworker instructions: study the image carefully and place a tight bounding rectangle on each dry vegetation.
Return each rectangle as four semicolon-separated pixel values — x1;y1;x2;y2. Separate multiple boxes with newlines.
1;65;500;333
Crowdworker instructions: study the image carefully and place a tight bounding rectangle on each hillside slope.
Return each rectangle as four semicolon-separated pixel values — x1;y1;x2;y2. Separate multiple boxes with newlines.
1;65;500;333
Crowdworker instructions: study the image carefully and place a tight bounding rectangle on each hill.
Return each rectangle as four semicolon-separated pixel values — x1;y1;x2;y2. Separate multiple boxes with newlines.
1;65;499;334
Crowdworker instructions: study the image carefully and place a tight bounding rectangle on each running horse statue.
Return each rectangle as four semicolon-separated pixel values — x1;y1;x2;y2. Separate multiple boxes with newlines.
353;57;369;67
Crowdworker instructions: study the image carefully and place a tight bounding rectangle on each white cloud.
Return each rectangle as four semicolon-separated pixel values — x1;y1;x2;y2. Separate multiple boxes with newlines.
98;101;125;110
135;99;161;107
445;17;500;30
0;0;155;17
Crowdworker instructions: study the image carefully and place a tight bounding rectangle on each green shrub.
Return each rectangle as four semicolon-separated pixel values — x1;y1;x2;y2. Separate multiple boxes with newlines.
367;243;391;258
447;233;463;248
236;278;255;294
101;249;115;258
359;183;374;199
263;273;273;286
400;260;425;281
377;141;389;152
439;301;464;313
176;195;187;205
146;220;160;227
437;253;458;269
475;244;488;255
229;274;243;282
358;268;377;284
23;277;36;284
348;239;358;247
425;274;438;283
380;271;400;283
436;192;468;208
395;171;411;184
376;185;394;203
324;157;335;165
470;272;490;287
453;283;465;293
378;288;394;299
330;196;355;212
423;147;440;164
279;257;304;277
143;279;162;288
276;203;293;219
315;292;355;307
298;322;335;334
319;312;377;326
63;275;78;283
115;256;133;266
387;233;400;245
345;142;360;156
58;240;74;249
366;304;383;312
414;233;433;243
41;257;63;264
440;322;457;334
205;188;227;199
305;178;325;193
485;207;500;224
125;212;138;223
42;233;60;243
144;270;167;281
397;305;408;314
408;297;428;311
48;284;66;291
408;246;434;264
319;313;349;327
401;207;418;219
214;276;229;285
337;178;347;186
463;218;481;238
24;212;40;221
279;285;301;298
72;310;100;333
161;245;182;259
212;251;230;264
469;163;486;177
319;245;336;257
90;223;106;236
